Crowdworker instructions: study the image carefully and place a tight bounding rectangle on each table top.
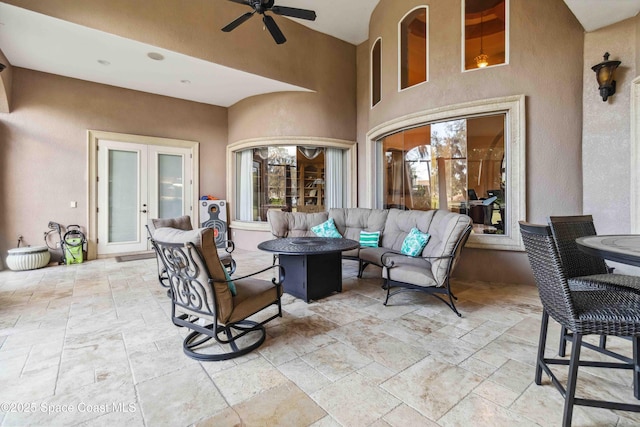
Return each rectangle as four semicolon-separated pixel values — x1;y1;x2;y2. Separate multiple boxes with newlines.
576;235;640;267
258;237;359;255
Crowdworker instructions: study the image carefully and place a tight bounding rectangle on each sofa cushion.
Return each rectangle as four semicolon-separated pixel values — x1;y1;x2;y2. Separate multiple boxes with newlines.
383;262;438;288
267;210;328;238
329;208;388;241
311;218;343;238
380;209;436;251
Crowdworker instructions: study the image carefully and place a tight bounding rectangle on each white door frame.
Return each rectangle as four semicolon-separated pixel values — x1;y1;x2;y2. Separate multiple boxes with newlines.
87;130;199;259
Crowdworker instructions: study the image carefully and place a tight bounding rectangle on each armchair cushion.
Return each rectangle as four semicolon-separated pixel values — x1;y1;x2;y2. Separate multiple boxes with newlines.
151;215;193;231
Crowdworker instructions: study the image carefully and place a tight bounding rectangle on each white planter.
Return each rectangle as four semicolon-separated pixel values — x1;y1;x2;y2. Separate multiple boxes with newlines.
6;246;51;271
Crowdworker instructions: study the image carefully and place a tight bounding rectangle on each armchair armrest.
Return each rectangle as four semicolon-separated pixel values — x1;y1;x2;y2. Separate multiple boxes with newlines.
226;264;285;286
379;249;452;269
220;239;235;254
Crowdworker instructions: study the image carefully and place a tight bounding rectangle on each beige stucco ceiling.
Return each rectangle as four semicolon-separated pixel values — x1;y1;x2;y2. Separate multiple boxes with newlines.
0;0;637;108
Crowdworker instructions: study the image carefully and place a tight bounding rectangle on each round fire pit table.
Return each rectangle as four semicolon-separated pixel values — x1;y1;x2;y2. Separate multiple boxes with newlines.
258;237;359;302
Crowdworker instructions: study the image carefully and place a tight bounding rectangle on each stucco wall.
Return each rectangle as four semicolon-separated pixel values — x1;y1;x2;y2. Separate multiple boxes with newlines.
360;0;585;284
0;68;227;260
583;16;640;275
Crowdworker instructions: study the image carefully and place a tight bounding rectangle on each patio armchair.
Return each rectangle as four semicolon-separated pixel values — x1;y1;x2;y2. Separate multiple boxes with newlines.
519;222;640;426
150;226;284;361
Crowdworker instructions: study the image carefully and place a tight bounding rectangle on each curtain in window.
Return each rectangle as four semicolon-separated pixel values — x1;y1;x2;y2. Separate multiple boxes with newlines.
325;148;343;209
237;149;254;221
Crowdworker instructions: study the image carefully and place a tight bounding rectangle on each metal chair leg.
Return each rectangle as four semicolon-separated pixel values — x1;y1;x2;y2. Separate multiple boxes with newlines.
634;336;640;400
559;326;568;357
536;310;549;385
563;333;583;427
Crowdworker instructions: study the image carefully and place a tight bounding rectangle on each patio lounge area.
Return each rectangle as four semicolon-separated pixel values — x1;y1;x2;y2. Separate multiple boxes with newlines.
2;250;640;426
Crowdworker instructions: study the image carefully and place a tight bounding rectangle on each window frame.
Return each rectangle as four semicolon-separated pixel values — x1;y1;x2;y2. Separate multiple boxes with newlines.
371;37;382;108
365;94;526;251
398;5;429;92
226;137;357;232
461;0;510;73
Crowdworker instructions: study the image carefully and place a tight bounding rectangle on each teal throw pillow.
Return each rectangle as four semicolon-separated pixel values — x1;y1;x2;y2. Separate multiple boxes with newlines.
222;263;237;296
359;231;381;248
400;227;430;256
311;218;343;238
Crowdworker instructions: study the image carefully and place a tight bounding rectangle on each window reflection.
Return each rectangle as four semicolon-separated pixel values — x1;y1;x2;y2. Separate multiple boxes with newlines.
380;114;506;235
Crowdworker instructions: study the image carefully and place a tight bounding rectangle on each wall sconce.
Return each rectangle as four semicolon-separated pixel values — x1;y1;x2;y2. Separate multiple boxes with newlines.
591;52;621;102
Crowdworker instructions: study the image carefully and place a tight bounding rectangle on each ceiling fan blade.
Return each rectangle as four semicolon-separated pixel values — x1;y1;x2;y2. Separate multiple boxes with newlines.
270;6;316;21
221;11;255;32
227;0;251;5
263;15;286;44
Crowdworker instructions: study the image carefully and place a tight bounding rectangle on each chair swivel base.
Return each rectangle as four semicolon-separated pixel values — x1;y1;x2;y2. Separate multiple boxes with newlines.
182;320;267;361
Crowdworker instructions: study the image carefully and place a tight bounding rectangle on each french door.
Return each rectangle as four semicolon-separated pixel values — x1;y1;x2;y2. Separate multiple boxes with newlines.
96;140;193;255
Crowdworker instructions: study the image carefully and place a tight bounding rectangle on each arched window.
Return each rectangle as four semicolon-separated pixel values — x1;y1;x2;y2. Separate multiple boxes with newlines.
367;95;525;251
399;6;428;90
371;38;382;107
463;0;508;70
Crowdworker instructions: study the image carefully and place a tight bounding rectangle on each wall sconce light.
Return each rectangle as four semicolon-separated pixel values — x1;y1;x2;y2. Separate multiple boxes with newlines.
591;52;621;102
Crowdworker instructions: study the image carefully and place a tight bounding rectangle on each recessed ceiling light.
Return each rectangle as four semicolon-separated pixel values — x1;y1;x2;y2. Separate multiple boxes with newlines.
97;59;110;66
147;52;164;61
180;79;191;84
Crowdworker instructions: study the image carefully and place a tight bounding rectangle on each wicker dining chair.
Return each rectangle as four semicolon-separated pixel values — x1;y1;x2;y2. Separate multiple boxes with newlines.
519;222;640;426
549;215;640;359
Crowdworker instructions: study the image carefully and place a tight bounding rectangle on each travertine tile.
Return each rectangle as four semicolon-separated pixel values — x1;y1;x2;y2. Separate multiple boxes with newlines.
233;382;326;426
277;357;331;394
136;366;226;427
302;341;371;381
438;394;539;427
380;356;483;420
212;357;290;406
383;404;439;427
311;372;400;427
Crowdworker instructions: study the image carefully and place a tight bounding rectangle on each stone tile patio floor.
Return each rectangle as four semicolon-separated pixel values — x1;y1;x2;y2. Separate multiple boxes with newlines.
1;248;639;426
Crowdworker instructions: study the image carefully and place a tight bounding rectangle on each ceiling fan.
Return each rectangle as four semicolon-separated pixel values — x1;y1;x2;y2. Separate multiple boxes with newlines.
221;0;317;45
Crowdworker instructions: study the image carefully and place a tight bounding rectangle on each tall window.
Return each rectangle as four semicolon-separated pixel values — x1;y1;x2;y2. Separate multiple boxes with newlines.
399;6;427;90
372;38;382;107
380;114;506;236
234;145;349;222
463;0;507;70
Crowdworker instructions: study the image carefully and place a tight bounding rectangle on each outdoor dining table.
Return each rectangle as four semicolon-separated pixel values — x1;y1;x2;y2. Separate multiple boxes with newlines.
576;235;640;267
